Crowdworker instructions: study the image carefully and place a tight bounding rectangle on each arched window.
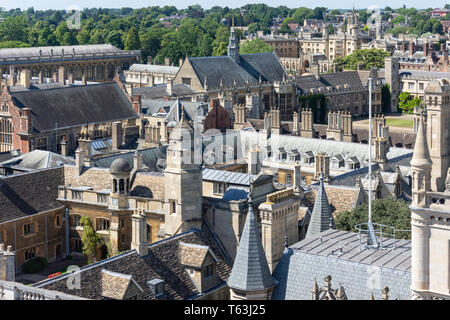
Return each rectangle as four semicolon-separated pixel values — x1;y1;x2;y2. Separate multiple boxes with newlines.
0;118;13;151
126;178;130;193
147;224;152;242
119;179;124;194
113;179;117;193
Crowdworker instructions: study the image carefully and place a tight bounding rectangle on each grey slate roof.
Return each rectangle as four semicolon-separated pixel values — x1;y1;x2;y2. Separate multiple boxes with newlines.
0;150;74;171
0;167;64;224
132;83;197;99
0;44;123;59
141;99;207;122
11;82;138;132
227;198;274;291
305;176;335;239
272;229;412;300
238;53;287;83
202;168;254;186
129;64;179;74
35;228;232;300
296;71;368;91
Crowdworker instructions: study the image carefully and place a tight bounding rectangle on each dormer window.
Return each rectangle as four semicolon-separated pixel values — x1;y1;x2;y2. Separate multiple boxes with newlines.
204;264;214;278
148;278;165;299
302;151;314;164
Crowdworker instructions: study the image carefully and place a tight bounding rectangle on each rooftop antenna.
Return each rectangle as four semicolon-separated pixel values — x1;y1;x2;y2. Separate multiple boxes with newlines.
366;77;379;249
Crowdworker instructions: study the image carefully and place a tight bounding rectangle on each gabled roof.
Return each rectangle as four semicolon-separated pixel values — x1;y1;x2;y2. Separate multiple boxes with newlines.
11;82;138;132
0;150;74;171
101;269;143;300
227;198;274;291
305;176;335;239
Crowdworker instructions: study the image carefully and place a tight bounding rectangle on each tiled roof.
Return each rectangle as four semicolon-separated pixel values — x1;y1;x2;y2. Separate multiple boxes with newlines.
305;177;335;239
179;242;217;268
35;228;232;300
132;83;197;99
272;229;412;300
227;198;274;291
11;82;138;132
101;269;142;300
0;167;64;224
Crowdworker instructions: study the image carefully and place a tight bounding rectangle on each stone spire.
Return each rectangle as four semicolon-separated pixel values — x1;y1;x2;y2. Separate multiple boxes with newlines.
305;174;335;239
227;197;275;296
410;114;432;169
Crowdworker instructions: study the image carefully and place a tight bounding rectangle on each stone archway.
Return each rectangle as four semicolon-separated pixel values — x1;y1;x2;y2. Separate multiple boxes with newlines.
303;59;310;73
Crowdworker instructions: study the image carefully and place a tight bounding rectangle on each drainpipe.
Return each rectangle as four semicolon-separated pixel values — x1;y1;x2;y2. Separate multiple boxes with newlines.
65;207;70;257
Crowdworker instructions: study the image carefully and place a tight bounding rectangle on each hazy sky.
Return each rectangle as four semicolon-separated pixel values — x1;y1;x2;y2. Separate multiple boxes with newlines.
0;0;446;11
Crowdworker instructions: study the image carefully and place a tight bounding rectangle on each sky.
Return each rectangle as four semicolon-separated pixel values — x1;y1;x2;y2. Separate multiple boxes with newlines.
0;0;446;11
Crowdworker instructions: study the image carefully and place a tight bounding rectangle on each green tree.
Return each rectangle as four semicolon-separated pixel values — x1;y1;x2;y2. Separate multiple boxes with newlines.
0;40;31;48
334;48;390;71
76;28;91;45
398;92;421;114
0;15;28;42
80;216;104;264
124;26;141;50
240;38;273;54
106;30;124;49
335;198;411;239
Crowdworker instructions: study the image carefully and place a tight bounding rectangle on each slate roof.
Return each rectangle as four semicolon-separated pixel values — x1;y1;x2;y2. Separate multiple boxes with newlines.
35;228;232;300
0;167;64;224
132;83;198;99
179;242;218;269
129;64;179;74
188;52;287;89
202;168;253;185
227;198;274;291
305;176;335;239
101;269;143;300
11;82;138;132
295;71;368;91
273;229;412;300
0;44;124;59
141;99;207;122
0;150;74;172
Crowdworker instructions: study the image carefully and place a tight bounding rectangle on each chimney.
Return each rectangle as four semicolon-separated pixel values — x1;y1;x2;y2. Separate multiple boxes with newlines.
165;57;170;66
147;56;152;64
132;95;142;114
133;150;143;171
60;138;68;157
293;161;302;191
131;209;148;257
0;244;15;281
75;147;84;175
166;80;173;96
20;69;31;88
58;66;66;85
248;148;261;175
314;153;330;181
112;121;123;151
20;108;33;134
311;63;320;79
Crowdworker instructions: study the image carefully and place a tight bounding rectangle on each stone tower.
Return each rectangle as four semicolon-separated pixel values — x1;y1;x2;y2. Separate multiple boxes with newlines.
228;197;275;300
228;27;240;63
300;108;315;138
384;56;400;113
424;80;450;192
163;107;203;237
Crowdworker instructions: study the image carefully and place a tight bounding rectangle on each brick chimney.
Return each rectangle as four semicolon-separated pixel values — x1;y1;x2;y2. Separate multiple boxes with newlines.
132;95;142;114
20;108;33;134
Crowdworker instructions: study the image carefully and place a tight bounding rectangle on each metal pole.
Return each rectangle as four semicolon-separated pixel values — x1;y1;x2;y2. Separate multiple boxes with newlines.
368;78;372;223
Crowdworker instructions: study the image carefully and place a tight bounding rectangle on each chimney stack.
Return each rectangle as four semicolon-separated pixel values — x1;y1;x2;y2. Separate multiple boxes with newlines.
147;56;152;65
58;66;66;85
132;95;142;114
75;147;84;176
60;138;68;157
112;121;123;151
248;148;261;175
131;209;148;257
293;111;299;135
133;150;143;172
20;69;31;88
38;70;43;84
20;108;33;134
166;80;173;96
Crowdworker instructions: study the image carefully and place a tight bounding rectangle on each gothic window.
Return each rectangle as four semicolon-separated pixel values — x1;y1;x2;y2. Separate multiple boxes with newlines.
147;224;152;242
24;247;36;261
204;264;214;278
113;179;117;193
170;200;176;214
96;218;110;231
126;178;130;193
55;215;61;227
0;118;13;151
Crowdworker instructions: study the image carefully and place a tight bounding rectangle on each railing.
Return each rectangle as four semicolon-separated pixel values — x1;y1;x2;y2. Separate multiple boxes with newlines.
354;222;411;250
0;279;87;300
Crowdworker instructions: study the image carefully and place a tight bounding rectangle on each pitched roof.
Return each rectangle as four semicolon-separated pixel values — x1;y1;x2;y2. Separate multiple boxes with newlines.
11;82;138;132
129;64;179;74
132;83;197;99
35;228;232;300
272;229;412;300
101;269;143;300
305;176;335;239
227;198;274;292
0;150;74;171
179;242;218;269
0;167;64;223
0;44;124;59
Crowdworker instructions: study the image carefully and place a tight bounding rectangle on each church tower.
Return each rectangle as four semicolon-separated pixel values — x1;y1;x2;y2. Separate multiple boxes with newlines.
228;27;240;63
163;107;203;237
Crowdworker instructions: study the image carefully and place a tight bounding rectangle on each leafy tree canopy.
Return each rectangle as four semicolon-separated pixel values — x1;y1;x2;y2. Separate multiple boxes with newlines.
240;38;273;54
398;92;421;114
334;48;390;71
